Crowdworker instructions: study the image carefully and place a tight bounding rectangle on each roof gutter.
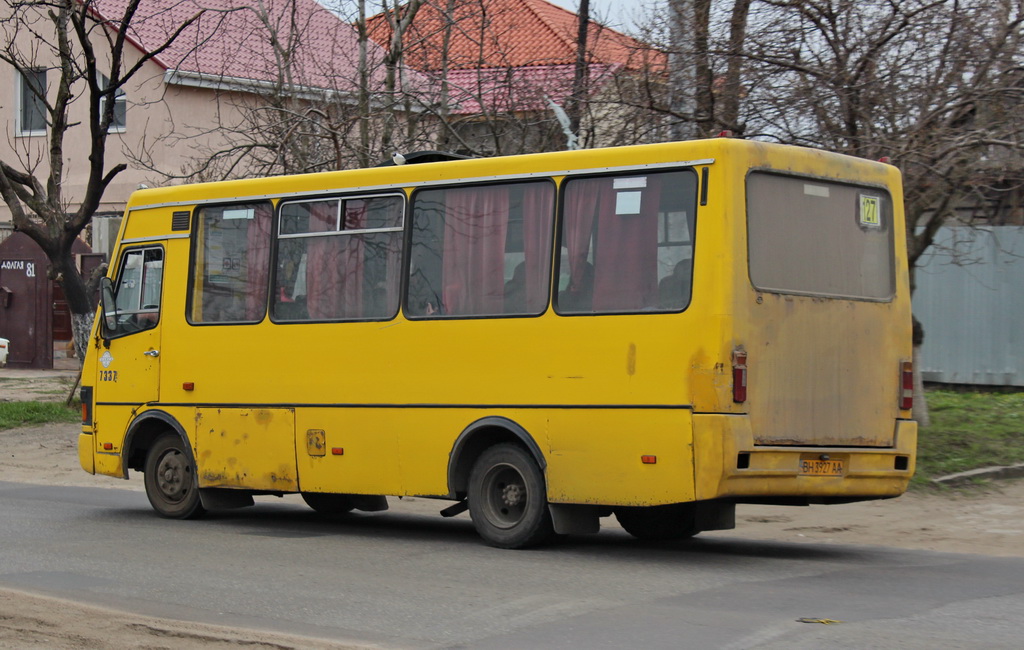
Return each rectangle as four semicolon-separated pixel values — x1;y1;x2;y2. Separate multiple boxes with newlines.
163;70;428;114
163;69;358;103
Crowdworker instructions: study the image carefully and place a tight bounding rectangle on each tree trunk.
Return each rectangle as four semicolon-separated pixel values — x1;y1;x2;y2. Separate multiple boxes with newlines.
71;311;95;366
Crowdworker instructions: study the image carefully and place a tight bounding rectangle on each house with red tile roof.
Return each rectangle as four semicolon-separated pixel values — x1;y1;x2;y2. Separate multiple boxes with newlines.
368;0;665;154
2;0;396;228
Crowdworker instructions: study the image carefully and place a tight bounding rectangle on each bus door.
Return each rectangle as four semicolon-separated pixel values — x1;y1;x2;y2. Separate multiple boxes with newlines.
95;246;165;455
743;173;902;449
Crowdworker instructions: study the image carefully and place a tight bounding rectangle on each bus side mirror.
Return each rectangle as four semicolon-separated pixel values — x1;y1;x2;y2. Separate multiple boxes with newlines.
100;277;118;338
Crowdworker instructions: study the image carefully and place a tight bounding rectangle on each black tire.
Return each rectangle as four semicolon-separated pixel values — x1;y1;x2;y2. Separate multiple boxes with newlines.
614;503;700;540
301;492;355;515
468;443;553;549
143;433;205;519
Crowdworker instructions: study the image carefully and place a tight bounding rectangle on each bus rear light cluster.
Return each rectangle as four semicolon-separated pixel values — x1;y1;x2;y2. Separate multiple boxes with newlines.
733;349;748;403
900;361;914;410
80;386;93;426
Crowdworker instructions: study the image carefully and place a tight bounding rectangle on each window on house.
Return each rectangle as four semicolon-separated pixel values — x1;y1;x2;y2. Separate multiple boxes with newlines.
98;73;126;132
17;69;46;135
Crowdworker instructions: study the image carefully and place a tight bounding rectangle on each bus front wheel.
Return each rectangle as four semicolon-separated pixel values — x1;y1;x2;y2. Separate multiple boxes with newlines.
468;443;554;549
615;503;700;540
143;433;205;519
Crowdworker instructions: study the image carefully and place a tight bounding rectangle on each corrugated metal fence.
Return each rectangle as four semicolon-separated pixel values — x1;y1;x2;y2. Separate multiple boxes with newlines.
913;226;1024;387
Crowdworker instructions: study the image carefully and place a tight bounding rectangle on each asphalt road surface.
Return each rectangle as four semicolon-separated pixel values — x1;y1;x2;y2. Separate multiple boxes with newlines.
2;480;1022;648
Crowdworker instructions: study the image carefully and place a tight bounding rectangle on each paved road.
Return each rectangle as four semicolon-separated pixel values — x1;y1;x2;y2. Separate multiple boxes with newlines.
2;480;1022;648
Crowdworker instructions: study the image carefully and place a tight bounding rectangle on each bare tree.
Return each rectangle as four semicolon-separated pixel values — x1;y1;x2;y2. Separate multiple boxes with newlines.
0;0;210;360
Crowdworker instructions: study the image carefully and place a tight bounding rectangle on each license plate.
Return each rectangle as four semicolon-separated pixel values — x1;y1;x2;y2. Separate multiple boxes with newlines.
799;458;845;476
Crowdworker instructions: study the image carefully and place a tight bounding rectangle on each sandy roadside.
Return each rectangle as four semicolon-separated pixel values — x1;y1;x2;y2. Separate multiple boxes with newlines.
1;370;1022;646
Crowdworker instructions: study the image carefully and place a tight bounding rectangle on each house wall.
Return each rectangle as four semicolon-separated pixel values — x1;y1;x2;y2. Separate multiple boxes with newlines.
0;7;248;224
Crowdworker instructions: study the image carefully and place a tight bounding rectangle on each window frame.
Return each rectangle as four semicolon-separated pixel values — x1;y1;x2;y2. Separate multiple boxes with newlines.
98;72;127;133
270;191;406;324
404;177;557;321
745;170;896;302
104;245;164;340
553;166;700;317
16;68;47;137
186;200;275;326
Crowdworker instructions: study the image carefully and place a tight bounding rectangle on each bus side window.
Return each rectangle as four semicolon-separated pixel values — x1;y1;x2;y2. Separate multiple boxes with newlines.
407;181;554;318
189;203;273;324
109;247;163;336
557;170;697;314
272;195;403;322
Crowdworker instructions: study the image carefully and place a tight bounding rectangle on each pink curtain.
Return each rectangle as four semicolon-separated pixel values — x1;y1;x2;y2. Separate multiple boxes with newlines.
384;232;402;315
340;201;367;318
592;176;661;311
521;183;554;311
305;201;342;319
442;186;509;314
563;179;603;293
244;204;273;321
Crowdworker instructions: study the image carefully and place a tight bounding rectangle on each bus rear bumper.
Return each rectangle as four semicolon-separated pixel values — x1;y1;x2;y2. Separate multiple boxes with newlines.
692;414;917;502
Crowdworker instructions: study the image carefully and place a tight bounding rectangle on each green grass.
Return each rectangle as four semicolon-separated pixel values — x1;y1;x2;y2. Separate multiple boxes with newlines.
915;389;1024;486
0;401;80;430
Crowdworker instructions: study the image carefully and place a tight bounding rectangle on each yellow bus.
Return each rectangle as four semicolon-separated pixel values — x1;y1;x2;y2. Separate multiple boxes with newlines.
79;138;916;548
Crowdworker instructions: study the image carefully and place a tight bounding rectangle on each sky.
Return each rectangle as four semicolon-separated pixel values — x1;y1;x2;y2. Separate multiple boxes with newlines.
545;0;657;33
323;1;659;36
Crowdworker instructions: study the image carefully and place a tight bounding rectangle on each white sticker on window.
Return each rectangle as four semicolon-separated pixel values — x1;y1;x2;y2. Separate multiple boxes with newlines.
614;177;648;190
223;208;255;220
803;184;830;198
615;191;643;215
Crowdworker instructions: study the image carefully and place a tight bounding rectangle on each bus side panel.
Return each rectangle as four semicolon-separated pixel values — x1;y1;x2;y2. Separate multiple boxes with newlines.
295;408;402;495
92;404;139;478
545;409;695;507
194;407;298;491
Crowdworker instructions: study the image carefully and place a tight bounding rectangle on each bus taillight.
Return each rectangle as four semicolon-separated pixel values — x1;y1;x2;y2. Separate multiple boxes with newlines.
733;349;747;403
80;386;93;426
900;361;913;411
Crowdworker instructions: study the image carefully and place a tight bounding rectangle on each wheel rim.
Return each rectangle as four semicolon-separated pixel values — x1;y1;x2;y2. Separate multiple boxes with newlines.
480;463;529;529
155;448;191;504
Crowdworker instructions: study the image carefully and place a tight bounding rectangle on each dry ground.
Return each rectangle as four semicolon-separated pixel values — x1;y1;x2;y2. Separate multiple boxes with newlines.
1;369;1022;647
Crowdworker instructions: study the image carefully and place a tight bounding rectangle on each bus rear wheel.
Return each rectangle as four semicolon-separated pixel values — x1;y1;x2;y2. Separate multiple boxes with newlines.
144;433;205;519
468;443;553;549
301;492;355;515
615;503;700;540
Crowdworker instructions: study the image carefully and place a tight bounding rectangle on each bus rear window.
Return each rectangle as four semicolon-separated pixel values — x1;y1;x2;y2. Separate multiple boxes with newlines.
746;172;894;301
